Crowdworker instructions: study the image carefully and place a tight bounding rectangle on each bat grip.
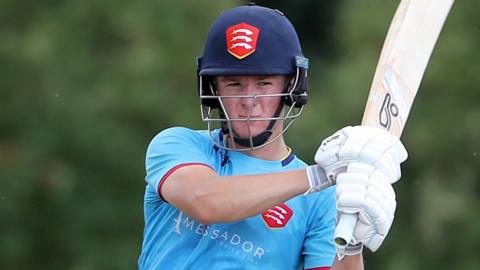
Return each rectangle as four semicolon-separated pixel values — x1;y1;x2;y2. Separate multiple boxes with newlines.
334;213;358;249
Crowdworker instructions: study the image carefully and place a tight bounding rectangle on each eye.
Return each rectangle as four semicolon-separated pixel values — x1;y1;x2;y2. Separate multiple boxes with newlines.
226;82;241;87
258;81;273;87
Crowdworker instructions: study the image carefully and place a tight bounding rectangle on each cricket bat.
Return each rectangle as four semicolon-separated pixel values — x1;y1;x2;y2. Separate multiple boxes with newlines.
333;0;455;253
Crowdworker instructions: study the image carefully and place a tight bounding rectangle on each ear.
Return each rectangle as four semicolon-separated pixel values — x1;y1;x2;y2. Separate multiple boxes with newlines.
285;75;295;90
210;76;219;92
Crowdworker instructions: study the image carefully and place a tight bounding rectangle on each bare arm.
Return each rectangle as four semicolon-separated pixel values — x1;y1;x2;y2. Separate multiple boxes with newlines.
331;255;363;270
332;254;363;270
161;164;310;224
162;164;365;270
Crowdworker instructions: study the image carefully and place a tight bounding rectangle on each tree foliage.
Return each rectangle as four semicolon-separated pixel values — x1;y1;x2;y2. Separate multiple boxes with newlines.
1;0;478;269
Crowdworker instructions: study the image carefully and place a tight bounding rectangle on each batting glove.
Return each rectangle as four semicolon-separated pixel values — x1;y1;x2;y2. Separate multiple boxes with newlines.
314;125;407;185
336;162;397;252
306;125;408;253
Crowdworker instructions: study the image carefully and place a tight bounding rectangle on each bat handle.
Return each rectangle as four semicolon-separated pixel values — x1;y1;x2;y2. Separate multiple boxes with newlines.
334;213;358;250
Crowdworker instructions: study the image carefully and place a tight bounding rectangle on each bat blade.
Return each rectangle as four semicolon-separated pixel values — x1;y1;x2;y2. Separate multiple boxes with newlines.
334;0;454;255
361;0;454;137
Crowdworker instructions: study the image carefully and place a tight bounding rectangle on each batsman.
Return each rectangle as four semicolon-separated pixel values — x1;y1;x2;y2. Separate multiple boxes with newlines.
138;4;407;269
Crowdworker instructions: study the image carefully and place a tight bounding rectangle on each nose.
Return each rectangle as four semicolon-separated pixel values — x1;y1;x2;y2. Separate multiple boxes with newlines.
240;83;258;109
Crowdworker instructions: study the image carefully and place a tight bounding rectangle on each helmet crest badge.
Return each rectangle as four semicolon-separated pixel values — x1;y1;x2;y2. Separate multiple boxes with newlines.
226;23;260;59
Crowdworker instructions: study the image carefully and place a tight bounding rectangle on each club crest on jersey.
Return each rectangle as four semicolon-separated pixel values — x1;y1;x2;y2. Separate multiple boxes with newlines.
226;23;260;59
261;202;293;229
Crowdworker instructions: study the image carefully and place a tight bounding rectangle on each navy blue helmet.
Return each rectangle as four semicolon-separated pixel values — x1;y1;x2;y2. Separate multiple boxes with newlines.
197;4;309;150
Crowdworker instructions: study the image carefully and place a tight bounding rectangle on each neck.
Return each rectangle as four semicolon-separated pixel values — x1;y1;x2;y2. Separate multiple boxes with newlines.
227;134;289;161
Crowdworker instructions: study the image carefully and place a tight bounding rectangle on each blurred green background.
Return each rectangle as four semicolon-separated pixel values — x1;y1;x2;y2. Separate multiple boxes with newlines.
1;0;479;269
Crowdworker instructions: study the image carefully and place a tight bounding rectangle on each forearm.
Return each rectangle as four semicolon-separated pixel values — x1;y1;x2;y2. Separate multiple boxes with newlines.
331;255;363;270
205;169;309;222
163;166;310;224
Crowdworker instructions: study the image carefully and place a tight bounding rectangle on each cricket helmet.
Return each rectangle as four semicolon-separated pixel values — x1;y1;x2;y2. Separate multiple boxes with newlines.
197;3;309;150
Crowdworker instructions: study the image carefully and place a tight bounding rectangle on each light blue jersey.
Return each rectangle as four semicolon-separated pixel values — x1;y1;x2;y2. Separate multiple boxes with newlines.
138;127;336;269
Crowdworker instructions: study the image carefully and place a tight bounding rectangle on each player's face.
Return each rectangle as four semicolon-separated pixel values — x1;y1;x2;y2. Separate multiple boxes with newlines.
216;75;287;138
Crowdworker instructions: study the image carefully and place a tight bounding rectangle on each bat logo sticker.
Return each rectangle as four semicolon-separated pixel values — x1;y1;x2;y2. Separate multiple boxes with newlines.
379;93;399;130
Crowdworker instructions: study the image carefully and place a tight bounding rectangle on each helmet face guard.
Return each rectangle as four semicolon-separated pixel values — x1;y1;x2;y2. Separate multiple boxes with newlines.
196;4;309;150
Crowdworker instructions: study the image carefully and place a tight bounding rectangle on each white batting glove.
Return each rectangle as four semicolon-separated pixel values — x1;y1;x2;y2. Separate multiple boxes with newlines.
305;126;407;194
314;125;407;184
306;125;408;253
336;162;396;252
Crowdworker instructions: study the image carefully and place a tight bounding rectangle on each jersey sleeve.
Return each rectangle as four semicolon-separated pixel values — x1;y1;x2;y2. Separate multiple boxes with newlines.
145;127;215;201
302;187;337;269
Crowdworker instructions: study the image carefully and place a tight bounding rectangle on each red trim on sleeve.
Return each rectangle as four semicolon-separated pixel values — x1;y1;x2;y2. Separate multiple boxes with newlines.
305;267;330;270
157;162;214;201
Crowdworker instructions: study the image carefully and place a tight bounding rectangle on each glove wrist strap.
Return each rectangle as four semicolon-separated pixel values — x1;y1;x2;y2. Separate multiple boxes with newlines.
345;243;363;255
337;243;363;260
304;165;334;195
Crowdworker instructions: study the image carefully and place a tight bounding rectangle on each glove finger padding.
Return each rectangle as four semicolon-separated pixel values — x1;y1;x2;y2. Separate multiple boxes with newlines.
314;125;408;184
336;173;368;214
336;162;397;252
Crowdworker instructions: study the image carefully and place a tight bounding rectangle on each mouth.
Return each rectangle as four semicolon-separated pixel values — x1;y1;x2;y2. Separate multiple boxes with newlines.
238;115;261;118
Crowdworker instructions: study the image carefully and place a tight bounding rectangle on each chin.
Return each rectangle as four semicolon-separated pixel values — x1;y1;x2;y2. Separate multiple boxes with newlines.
231;122;270;138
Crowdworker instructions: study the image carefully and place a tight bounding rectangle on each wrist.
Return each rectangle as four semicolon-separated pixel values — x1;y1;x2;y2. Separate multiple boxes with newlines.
304;165;334;195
